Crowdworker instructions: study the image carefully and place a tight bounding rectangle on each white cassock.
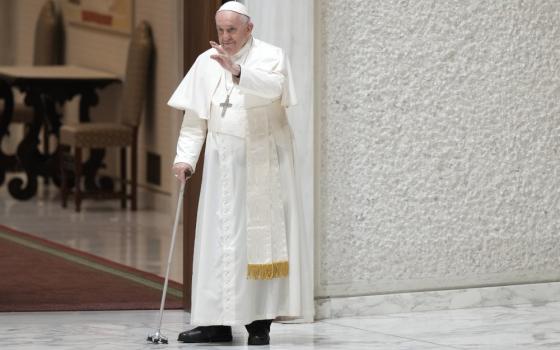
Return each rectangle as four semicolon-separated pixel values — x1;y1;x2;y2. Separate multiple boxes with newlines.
168;37;314;326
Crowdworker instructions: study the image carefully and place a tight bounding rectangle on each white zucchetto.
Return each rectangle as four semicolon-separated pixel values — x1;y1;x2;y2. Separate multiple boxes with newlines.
217;1;250;18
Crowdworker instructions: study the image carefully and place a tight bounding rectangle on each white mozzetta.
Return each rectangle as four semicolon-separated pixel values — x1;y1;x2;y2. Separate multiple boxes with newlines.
318;0;560;298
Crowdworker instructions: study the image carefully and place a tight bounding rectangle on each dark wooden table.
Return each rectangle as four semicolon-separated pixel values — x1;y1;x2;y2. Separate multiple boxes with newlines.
0;65;120;200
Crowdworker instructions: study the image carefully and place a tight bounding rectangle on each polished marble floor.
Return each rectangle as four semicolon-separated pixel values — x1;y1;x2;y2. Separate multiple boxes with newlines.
1;181;559;349
2;301;560;349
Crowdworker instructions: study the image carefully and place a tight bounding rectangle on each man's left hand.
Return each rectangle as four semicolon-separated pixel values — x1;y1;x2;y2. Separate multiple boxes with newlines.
210;41;241;77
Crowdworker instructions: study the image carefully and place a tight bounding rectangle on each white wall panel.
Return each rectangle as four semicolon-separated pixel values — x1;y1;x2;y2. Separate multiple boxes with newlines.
318;0;560;297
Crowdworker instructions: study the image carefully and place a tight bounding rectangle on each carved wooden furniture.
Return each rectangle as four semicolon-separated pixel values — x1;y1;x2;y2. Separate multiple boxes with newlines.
0;66;120;199
0;0;63;186
60;22;153;211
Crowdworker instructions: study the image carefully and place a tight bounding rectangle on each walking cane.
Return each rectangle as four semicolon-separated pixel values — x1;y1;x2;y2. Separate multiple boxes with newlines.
147;176;187;344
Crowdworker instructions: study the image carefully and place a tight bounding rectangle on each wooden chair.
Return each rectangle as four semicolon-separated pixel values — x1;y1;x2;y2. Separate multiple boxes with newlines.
2;0;62;125
59;21;153;212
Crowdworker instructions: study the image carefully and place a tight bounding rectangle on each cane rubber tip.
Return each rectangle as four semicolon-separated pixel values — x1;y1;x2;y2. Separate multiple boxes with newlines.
147;332;168;344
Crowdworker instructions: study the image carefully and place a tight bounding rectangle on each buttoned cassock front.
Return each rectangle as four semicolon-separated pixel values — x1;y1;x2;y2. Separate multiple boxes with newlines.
168;38;313;325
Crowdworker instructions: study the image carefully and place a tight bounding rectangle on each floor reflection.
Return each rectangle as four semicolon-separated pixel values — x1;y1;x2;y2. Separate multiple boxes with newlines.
0;177;183;283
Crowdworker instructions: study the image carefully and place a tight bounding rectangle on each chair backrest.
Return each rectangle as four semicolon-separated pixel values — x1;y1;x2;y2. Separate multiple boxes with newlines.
120;21;154;128
33;0;62;65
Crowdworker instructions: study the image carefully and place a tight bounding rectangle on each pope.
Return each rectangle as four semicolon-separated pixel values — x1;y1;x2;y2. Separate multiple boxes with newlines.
168;2;313;346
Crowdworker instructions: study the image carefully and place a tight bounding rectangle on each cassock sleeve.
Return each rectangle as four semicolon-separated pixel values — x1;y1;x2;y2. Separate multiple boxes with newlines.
174;111;207;171
237;50;297;107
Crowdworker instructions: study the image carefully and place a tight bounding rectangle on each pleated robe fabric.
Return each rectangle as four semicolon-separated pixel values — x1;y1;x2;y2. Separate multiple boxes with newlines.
169;37;314;326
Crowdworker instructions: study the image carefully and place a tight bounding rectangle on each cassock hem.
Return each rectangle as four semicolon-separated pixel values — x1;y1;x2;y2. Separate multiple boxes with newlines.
190;311;302;326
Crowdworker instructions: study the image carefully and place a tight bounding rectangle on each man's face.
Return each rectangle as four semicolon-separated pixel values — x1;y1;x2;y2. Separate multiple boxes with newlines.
215;11;253;55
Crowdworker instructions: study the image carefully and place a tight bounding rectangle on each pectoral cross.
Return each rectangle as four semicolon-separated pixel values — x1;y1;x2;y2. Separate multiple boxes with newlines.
220;94;232;118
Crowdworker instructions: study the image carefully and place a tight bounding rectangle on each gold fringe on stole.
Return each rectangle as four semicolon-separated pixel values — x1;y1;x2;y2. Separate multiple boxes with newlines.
247;261;289;280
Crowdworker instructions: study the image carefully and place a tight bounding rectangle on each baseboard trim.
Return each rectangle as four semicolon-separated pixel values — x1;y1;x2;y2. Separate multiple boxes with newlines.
315;281;560;319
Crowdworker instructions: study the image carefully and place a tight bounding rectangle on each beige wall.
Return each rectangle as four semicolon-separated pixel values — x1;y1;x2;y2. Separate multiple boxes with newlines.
0;1;14;65
6;0;183;210
318;0;560;297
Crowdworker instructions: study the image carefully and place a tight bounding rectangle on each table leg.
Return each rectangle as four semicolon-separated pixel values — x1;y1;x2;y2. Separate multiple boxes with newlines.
0;80;17;186
7;91;45;199
42;97;63;187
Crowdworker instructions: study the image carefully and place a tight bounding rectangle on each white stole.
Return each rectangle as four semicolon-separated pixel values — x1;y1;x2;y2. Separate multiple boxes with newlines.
245;102;289;279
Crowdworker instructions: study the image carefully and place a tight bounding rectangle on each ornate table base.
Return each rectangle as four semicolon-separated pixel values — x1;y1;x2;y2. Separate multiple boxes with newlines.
0;65;120;200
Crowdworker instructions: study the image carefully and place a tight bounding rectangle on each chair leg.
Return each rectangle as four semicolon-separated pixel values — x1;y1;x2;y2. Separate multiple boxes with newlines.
131;140;137;211
60;145;68;208
74;147;82;212
43;126;50;185
120;147;127;209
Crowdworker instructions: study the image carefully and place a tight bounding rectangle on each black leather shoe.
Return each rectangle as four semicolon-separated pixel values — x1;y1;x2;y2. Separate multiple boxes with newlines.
177;326;233;343
245;319;272;346
248;333;270;345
